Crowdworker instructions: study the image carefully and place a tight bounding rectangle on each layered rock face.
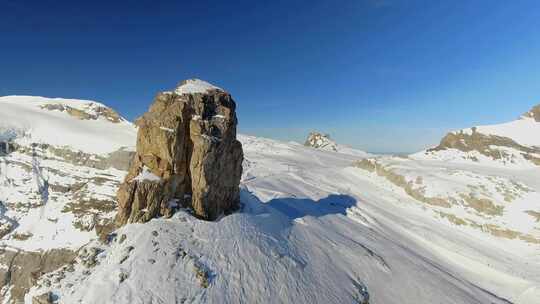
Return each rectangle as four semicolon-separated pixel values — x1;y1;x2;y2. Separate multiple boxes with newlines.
41;102;124;123
429;128;540;165
116;79;243;225
422;103;540;166
0;248;76;303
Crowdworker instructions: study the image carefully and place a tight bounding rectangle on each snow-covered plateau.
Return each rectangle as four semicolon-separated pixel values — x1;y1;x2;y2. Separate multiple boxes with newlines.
0;96;538;304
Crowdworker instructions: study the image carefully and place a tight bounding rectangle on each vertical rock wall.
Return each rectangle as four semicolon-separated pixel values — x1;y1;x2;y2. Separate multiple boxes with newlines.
115;79;243;225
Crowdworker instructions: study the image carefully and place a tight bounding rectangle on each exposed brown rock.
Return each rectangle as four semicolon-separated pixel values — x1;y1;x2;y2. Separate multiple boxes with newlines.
304;132;338;151
13;143;134;171
524;103;540;122
429;128;540;165
41;103;123;123
0;248;76;303
526;210;540;222
459;193;503;216
353;159;451;208
32;292;53;304
0;221;14;239
115;79;243;225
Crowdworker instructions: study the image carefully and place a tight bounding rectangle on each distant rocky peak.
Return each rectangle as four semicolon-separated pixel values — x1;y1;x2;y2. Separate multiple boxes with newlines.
523;104;540;122
304;132;338;152
174;78;223;95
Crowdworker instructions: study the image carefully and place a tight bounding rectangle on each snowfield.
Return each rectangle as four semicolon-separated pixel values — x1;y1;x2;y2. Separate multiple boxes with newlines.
24;134;540;304
0;96;538;303
0;96;136;155
460;116;540;148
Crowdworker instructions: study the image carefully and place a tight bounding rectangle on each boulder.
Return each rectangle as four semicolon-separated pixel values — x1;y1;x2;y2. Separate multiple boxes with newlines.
115;79;243;225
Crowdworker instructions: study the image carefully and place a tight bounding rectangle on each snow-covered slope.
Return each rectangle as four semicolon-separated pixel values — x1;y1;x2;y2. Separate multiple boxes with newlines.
0;97;538;304
467;117;540;147
0;96;138;302
414;104;540;167
0;97;137;247
23;135;540;304
0;96;136;155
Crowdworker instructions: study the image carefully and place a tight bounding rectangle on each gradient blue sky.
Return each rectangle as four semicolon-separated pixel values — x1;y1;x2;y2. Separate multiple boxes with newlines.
1;1;539;153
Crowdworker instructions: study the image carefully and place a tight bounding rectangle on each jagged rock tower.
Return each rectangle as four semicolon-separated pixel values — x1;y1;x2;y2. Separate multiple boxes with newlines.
115;79;243;225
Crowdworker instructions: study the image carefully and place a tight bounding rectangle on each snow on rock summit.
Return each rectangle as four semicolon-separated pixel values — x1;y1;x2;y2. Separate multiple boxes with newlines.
174;78;224;95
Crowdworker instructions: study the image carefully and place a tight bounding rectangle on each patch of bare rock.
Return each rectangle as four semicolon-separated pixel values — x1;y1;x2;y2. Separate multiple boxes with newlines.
304;132;338;151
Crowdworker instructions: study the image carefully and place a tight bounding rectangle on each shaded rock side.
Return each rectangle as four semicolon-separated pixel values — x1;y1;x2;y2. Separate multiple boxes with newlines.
0;248;76;303
116;79;243;225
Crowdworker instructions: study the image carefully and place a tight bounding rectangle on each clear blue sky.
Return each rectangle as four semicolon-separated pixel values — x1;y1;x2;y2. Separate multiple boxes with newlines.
1;1;539;153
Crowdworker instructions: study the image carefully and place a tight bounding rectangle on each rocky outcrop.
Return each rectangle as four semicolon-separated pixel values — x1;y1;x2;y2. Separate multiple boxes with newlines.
0;248;76;303
524;104;540;122
353;159;451;208
428;128;540;165
12;143;134;171
304;132;338;151
32;292;53;304
115;79;243;225
421;103;540;166
41;102;123;123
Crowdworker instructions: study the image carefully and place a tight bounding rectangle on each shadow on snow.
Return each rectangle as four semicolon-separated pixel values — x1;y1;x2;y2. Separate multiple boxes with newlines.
240;188;357;221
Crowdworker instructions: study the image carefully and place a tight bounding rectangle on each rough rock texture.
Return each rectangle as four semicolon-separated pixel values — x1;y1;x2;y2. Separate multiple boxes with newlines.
0;248;75;303
304;132;338;151
12;143;134;171
41;102;123;123
524;103;540;122
429;128;540;165
32;292;53;304
116;79;243;225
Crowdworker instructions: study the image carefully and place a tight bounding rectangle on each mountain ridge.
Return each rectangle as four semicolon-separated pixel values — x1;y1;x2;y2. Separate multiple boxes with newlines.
415;103;540;167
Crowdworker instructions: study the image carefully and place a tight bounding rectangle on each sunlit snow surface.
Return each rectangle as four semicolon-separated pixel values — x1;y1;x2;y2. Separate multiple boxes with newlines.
414;113;540;168
0;96;137;155
174;79;223;95
22;134;540;304
461;116;540;147
1;96;537;303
